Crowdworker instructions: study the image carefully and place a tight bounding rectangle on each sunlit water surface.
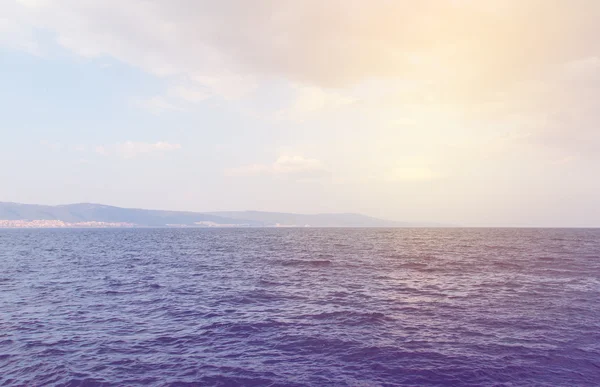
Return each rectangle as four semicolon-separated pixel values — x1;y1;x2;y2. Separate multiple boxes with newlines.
1;228;599;386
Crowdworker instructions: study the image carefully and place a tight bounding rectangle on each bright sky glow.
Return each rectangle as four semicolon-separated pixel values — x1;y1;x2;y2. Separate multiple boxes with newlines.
1;0;599;226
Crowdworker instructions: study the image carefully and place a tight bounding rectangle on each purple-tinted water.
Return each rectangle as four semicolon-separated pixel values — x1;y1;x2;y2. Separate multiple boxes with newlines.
0;228;599;386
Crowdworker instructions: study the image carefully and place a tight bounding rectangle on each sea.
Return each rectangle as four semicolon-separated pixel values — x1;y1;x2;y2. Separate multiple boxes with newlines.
0;228;599;386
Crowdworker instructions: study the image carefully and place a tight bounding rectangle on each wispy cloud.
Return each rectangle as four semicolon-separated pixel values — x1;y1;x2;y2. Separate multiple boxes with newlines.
39;140;62;150
115;141;181;158
134;85;215;113
0;1;41;55
9;1;599;95
227;154;329;179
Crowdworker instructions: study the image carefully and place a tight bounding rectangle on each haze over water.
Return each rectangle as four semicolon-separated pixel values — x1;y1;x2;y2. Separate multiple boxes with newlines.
1;228;599;386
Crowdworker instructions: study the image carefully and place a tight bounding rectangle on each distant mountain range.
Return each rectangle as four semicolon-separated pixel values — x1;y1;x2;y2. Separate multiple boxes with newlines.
0;202;429;228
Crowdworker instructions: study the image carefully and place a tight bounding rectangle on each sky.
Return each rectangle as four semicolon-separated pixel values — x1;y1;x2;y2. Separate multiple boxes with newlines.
1;0;599;227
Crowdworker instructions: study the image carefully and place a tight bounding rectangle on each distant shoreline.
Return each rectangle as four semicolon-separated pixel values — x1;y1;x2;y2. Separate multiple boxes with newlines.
0;202;431;228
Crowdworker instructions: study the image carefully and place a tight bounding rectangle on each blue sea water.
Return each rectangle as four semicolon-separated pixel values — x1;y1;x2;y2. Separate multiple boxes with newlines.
0;228;599;386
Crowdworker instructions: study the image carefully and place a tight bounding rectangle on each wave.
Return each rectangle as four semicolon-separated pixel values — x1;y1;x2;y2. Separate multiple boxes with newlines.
274;259;333;267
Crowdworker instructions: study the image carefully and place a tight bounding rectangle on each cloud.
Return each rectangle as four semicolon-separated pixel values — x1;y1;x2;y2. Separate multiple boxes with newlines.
39;140;62;151
115;141;181;158
135;85;213;113
5;0;600;157
464;59;600;156
227;154;329;179
6;0;600;94
0;1;41;54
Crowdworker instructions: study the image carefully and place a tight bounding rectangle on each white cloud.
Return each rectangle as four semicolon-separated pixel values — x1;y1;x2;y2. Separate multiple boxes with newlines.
227;154;328;179
0;1;41;54
39;140;62;151
5;0;600;158
6;0;600;92
115;141;181;158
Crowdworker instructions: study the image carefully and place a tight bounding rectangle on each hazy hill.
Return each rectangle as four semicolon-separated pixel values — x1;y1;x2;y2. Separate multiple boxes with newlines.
206;211;415;227
0;202;419;227
0;202;254;227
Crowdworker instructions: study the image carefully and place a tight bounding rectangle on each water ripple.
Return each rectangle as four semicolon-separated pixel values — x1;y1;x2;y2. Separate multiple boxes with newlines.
1;228;599;386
